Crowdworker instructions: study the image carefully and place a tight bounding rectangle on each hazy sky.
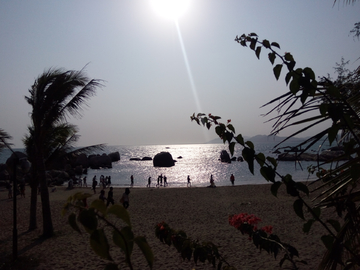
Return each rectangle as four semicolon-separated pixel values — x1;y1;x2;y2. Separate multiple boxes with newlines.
0;0;359;148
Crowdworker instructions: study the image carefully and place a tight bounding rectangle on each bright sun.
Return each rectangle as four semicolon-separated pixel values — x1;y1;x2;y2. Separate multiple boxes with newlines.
150;0;191;20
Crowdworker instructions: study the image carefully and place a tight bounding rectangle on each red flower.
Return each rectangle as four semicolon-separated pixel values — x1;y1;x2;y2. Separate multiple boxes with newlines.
227;119;231;123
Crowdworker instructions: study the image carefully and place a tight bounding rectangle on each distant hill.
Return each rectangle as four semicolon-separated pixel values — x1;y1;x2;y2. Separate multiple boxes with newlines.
206;135;305;144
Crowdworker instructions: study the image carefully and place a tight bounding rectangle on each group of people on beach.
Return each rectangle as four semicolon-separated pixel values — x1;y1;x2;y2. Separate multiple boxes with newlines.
91;175;112;194
98;186;130;209
186;174;235;187
145;174;168;188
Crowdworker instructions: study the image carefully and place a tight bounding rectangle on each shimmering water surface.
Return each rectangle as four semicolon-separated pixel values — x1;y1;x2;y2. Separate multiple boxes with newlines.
0;143;322;187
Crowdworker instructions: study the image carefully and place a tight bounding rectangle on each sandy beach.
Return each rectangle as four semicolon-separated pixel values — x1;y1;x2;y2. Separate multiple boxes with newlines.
0;184;328;269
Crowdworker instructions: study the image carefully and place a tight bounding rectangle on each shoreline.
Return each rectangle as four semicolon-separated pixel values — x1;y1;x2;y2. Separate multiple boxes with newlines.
1;184;326;269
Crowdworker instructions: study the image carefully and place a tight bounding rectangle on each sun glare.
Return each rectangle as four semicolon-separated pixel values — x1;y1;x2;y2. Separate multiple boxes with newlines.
150;0;190;20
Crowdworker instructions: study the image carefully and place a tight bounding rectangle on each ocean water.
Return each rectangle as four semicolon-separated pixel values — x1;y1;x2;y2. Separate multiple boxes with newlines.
0;143;323;188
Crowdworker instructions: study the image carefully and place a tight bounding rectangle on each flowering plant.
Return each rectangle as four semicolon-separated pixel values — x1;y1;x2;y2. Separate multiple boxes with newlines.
229;213;304;269
155;221;236;269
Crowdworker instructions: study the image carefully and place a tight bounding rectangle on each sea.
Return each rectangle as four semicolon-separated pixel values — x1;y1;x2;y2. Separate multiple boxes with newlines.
0;142;328;188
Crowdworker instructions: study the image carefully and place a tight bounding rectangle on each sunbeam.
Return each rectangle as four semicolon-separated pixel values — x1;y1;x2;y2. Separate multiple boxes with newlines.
174;20;210;142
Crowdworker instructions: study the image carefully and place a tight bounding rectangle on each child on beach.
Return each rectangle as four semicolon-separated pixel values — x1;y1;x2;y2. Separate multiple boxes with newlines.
147;177;151;188
130;175;134;187
187;175;191;187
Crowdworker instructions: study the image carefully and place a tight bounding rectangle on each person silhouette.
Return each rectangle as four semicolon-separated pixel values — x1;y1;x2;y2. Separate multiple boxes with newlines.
230;174;235;186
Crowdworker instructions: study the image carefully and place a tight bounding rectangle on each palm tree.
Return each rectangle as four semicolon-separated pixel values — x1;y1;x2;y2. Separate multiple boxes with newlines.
25;67;103;237
0;128;12;152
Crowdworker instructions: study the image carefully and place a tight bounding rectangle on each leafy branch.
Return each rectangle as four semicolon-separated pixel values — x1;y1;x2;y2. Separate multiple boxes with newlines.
62;192;154;270
155;221;236;270
191;32;360;269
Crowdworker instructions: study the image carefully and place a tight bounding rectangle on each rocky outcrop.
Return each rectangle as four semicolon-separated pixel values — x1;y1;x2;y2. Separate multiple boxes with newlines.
153;152;175;167
220;150;231;163
89;154;112;169
142;157;152;161
108;152;120;162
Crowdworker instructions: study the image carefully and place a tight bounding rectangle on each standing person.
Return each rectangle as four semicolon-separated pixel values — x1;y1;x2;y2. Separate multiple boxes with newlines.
130;175;134;187
92;176;98;194
107;187;114;206
120;188;130;209
210;174;215;188
159;174;163;186
230;174;235;186
187;175;191;187
147;177;151;188
163;175;167;187
83;176;88;188
156;176;160;187
108;176;111;186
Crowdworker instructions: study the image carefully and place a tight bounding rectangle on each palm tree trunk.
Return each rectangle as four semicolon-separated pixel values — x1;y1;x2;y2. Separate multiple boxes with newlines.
28;170;38;231
36;151;53;238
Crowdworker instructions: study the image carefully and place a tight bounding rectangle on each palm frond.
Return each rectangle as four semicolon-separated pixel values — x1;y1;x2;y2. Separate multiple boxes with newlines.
0;128;12;152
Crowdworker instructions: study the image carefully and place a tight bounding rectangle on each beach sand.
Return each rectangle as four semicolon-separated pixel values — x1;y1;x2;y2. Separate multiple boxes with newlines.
0;184;328;269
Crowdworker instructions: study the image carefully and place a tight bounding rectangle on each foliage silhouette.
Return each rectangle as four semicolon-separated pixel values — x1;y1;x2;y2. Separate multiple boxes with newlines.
191;32;360;269
63;192;154;270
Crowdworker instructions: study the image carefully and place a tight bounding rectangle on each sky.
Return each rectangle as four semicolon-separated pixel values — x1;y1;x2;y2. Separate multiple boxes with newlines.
0;0;359;148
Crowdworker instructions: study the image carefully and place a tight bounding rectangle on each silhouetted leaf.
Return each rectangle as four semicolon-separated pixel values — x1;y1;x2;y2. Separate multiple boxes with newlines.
256;153;266;167
260;166;276;182
284;52;294;62
242;147;255;174
268;52;276;65
270;42;280;49
273;64;283;80
271;182;282;197
303;219;315;233
311;207;321;219
90;199;107;215
78;209;98;233
266;156;277;168
229;142;235;156
250;38;257;50
290;77;300;94
105;263;119;270
235;134;244;146
68;213;81;234
255;46;261;59
285;72;292;85
107;204;131;227
227;123;235;133
113;226;134;255
245;140;254;150
321;235;334;250
293;199;305;220
262;39;270;48
90;229;112;261
295;182;309;196
134;236;154;269
328;125;339;145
